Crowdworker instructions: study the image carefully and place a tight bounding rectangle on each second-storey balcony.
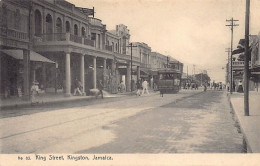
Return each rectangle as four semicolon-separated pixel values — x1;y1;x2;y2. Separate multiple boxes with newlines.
34;33;95;47
105;45;113;52
140;63;151;68
0;26;29;49
232;61;252;70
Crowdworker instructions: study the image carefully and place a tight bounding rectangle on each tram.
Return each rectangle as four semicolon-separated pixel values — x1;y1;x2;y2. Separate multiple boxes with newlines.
157;68;182;97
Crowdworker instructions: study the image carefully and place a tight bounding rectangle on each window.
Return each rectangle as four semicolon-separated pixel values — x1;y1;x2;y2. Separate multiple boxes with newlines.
46;14;53;34
81;27;86;37
56;17;62;33
65;21;70;33
34;10;42;36
74;24;78;36
14;9;21;30
91;33;96;40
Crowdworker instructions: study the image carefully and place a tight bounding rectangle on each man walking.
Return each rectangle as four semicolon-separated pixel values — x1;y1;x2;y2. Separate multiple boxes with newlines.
142;79;149;95
96;79;104;99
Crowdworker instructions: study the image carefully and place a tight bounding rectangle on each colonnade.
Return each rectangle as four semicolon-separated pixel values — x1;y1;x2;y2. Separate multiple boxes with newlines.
63;52;141;96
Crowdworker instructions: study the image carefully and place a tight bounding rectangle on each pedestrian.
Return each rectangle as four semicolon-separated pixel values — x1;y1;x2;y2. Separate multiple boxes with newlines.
203;81;207;92
96;79;104;99
237;80;243;93
136;79;142;96
73;78;83;96
187;83;190;89
31;81;39;104
142;79;149;95
227;82;230;91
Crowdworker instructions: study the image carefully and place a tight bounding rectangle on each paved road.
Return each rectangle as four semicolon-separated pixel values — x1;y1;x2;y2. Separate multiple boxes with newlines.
0;90;243;153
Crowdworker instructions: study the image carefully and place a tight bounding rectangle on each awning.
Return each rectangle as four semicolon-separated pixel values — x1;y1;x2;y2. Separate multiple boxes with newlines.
1;49;55;63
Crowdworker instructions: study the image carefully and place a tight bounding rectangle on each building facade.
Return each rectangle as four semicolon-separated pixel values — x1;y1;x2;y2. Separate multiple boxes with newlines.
0;0;183;99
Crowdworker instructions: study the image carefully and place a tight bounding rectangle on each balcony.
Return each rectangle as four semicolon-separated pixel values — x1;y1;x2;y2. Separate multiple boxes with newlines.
232;61;252;70
89;18;103;27
105;45;113;52
37;33;95;47
140;63;151;68
0;27;28;41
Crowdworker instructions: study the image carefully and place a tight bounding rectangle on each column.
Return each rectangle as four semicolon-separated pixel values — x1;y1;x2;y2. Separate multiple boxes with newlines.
80;54;85;94
126;63;131;92
65;52;71;96
137;66;140;81
23;49;30;100
111;59;116;75
32;63;36;82
111;59;116;93
93;56;97;89
42;63;46;90
103;58;107;78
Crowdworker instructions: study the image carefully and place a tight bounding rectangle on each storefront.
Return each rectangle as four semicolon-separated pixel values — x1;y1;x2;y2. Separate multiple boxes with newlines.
0;49;55;99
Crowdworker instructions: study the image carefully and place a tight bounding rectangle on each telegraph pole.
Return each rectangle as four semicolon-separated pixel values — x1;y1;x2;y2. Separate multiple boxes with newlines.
127;43;137;92
225;48;231;92
226;18;239;94
244;0;250;116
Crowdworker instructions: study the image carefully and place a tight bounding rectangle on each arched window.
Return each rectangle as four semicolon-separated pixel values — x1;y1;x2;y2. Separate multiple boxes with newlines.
65;21;70;33
74;24;78;36
81;27;86;37
115;43;118;52
14;9;21;30
112;42;114;52
34;10;42;36
46;14;53;34
56;17;62;33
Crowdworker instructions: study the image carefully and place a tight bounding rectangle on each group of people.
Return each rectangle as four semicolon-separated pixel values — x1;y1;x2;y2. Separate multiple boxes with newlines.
183;82;199;90
226;80;243;93
65;78;152;99
136;79;149;96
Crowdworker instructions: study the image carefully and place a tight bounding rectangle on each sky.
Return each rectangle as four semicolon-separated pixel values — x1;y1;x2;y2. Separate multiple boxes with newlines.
68;0;260;82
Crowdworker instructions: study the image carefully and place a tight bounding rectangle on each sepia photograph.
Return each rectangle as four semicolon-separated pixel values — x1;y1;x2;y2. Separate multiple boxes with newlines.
0;0;260;165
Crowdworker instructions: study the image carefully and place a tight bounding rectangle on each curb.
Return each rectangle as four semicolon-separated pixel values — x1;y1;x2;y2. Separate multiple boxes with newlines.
0;96;97;110
227;93;252;153
0;91;157;110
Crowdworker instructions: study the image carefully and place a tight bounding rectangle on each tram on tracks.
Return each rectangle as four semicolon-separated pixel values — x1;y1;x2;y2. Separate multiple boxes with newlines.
157;68;182;97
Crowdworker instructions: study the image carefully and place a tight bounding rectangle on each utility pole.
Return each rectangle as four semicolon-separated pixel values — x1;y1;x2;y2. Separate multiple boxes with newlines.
187;65;188;77
226;18;239;94
167;56;169;68
201;72;202;86
225;48;231;92
127;43;137;92
244;0;250;116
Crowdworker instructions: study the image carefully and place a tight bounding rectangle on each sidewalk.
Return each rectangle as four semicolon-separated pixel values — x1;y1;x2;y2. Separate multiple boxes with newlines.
0;92;95;110
0;89;161;110
228;91;260;153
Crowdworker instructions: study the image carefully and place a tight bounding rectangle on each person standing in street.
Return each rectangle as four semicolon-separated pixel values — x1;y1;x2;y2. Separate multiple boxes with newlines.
136;79;142;96
237;80;243;93
142;79;149;95
96;79;104;99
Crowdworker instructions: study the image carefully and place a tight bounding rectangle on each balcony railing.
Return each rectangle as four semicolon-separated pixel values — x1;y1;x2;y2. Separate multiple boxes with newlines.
38;33;95;47
232;61;251;67
105;45;113;52
0;26;28;41
84;38;95;47
70;34;82;44
140;63;151;68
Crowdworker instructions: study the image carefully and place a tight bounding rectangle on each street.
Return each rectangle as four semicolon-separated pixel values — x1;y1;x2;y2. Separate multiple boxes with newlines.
0;90;243;153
